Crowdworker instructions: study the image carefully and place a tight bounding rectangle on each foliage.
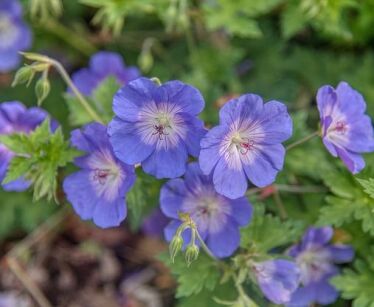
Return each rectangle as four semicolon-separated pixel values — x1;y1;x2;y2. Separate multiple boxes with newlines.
126;169;163;231
332;253;374;307
159;252;221;298
240;204;304;254
0;120;79;202
65;76;120;126
317;168;374;235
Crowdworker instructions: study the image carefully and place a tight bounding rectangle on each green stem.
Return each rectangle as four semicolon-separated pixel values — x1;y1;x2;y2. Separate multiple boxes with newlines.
47;58;104;124
41;19;97;56
195;228;217;261
286;131;319;151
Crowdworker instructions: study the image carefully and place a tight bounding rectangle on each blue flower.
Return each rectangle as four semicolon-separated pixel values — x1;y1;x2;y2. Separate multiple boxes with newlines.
63;123;136;228
287;226;354;307
199;94;292;199
0;101;53;191
71;51;140;96
317;81;374;174
0;0;32;72
108;77;206;179
254;259;300;305
160;162;252;258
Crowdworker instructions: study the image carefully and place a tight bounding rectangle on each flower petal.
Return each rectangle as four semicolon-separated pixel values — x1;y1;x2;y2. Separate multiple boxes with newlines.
229;197;252;226
335;146;365;174
243;144;285;188
159;80;205;115
142;142;188;178
259;100;293;144
63;170;98;220
213;157;247;199
199;125;228;175
113;78;158;122
219;94;264;126
160;178;186;218
328;245;354;263
93;197;127;228
108;117;155;164
206;218;240;258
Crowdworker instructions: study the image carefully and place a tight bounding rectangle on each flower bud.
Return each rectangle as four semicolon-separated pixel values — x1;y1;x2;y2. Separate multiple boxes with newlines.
185;244;199;266
35;77;51;106
12;66;35;87
169;234;183;263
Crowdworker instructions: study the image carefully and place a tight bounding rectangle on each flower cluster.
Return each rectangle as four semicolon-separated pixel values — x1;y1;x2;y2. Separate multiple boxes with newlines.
0;101;54;191
0;0;32;72
160;162;252;258
288;226;354;306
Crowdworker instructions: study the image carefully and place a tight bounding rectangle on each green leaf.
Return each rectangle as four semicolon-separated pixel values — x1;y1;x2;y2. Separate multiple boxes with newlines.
65;94;93;126
240;204;304;253
281;1;308;38
1;119;79;202
0;133;32;154
2;156;34;184
332;254;374;307
317;169;374;235
357;178;374;199
159;252;221;298
126;170;163;231
177;281;237;307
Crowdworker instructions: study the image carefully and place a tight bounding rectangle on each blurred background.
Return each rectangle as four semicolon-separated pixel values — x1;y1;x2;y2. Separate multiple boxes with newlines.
1;0;374;306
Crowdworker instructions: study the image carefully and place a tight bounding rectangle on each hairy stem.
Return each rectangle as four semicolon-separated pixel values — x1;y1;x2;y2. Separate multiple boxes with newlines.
286;131;319;151
47;57;104;124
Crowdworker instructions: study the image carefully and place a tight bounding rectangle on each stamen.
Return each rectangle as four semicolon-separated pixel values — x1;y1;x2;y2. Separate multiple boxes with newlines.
239;137;254;155
335;121;347;134
152;124;169;140
93;169;111;185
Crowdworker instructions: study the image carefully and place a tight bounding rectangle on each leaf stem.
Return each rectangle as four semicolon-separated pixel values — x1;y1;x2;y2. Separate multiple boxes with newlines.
286;131;319;151
46;57;104;124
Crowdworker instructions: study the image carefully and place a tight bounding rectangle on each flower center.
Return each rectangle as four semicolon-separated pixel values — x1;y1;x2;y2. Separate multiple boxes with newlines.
152;113;171;140
334;120;347;134
0;13;17;48
231;134;254;155
93;169;112;185
297;248;331;284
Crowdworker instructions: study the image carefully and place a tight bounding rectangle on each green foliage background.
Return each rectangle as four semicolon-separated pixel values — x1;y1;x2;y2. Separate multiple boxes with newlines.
2;0;374;306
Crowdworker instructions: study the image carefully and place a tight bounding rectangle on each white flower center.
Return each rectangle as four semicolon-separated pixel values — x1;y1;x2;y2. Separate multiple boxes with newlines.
0;13;18;49
296;247;332;284
88;150;124;202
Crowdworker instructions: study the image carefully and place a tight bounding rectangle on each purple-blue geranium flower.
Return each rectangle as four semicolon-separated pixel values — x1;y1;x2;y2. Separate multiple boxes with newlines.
108;77;206;179
0;101;52;191
0;0;32;72
317;81;374;174
287;226;354;307
141;208;169;238
199;94;292;199
63;123;136;228
160;162;252;258
254;259;300;305
71;51;140;96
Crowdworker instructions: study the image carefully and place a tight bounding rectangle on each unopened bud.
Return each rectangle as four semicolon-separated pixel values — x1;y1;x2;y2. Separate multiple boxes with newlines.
185;244;199;266
169;234;183;263
35;77;51;106
20;52;50;63
12;66;35;87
